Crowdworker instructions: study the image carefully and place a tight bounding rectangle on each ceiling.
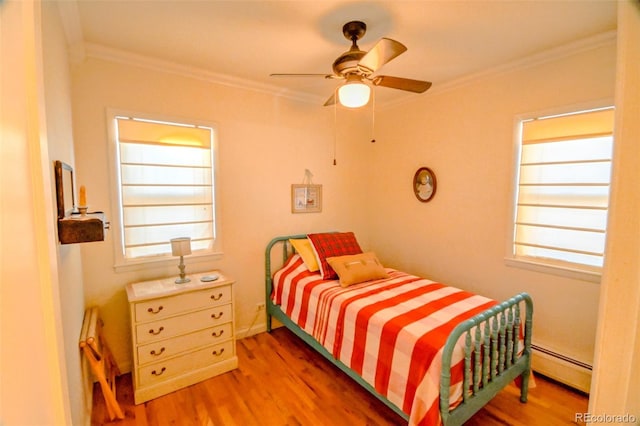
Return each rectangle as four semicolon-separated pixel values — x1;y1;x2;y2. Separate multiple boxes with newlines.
69;0;617;106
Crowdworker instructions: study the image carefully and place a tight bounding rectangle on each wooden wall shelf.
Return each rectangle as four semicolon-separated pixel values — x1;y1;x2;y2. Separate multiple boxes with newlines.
54;160;108;244
58;212;107;244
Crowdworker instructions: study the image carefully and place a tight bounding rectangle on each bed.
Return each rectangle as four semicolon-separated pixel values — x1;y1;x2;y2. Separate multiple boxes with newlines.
265;233;533;426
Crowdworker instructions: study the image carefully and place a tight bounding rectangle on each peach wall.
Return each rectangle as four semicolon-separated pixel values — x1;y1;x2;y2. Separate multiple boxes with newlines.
41;1;91;424
0;1;71;424
368;42;616;370
71;57;374;369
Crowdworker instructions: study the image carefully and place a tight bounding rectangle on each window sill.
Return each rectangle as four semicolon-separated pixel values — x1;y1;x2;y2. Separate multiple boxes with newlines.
504;257;601;283
114;251;223;273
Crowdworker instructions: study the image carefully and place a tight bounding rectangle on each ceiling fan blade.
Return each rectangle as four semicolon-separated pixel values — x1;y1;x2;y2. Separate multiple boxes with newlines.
373;75;432;93
358;38;407;73
323;93;336;106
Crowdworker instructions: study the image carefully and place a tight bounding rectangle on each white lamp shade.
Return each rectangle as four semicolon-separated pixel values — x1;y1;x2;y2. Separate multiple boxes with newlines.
338;82;371;108
170;237;192;256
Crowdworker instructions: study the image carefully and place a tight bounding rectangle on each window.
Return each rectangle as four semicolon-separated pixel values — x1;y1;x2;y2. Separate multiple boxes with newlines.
108;111;220;269
510;107;614;276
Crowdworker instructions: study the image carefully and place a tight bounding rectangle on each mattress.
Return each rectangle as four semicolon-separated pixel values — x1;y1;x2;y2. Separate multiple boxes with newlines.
271;253;497;425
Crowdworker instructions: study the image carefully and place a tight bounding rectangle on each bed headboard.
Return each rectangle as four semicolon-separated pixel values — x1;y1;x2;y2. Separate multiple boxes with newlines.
265;234;305;275
265;234;306;310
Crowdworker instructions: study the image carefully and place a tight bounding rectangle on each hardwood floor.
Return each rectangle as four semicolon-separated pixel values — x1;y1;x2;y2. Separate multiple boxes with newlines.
93;328;588;425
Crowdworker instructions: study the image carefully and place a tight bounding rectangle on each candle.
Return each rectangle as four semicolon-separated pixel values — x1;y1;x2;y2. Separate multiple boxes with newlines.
79;185;87;206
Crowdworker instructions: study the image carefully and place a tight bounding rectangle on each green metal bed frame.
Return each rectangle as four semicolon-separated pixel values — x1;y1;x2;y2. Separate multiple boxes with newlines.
265;235;533;425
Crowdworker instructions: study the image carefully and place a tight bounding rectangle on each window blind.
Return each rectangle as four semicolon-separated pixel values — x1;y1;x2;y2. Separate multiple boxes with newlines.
514;108;614;269
116;116;215;259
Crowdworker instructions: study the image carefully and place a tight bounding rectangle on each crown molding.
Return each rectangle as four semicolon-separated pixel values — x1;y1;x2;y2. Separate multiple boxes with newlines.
83;43;323;105
79;29;615;110
57;0;319;103
55;0;616;110
383;30;617;110
435;30;616;93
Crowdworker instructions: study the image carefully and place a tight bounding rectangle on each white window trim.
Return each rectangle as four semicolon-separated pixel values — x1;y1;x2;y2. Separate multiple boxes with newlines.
106;108;223;272
504;257;601;283
505;99;614;283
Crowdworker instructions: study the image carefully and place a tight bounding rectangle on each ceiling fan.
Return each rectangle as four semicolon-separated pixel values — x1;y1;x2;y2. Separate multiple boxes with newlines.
270;20;432;108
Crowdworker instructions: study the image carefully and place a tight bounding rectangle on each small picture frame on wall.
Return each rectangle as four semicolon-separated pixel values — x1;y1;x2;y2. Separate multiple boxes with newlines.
291;184;322;213
413;167;437;202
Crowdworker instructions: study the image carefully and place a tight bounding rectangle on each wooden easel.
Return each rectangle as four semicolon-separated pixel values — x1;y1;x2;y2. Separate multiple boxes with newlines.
79;307;124;420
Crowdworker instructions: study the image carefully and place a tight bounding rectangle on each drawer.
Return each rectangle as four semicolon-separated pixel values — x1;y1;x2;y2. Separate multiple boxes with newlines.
135;285;231;322
135;304;232;344
137;340;234;387
137;323;233;365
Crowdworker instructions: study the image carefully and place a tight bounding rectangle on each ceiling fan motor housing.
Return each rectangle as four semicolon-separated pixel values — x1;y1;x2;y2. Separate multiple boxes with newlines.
332;50;367;76
333;21;370;76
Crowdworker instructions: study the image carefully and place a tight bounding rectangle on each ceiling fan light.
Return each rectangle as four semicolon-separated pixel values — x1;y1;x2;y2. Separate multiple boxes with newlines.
338;81;371;108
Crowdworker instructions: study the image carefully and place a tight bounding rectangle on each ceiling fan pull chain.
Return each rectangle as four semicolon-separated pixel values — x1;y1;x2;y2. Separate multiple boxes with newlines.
371;88;376;143
333;86;338;165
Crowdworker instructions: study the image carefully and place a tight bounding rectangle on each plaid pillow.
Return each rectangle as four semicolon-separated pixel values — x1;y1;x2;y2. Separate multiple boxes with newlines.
307;232;363;279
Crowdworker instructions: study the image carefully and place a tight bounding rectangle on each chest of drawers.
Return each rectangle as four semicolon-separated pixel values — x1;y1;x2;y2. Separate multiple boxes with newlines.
126;272;238;404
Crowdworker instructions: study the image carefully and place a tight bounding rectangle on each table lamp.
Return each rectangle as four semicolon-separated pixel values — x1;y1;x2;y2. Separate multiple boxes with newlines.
170;237;192;284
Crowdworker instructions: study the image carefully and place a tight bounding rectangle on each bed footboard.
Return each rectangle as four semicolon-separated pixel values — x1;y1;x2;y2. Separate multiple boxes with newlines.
440;292;533;426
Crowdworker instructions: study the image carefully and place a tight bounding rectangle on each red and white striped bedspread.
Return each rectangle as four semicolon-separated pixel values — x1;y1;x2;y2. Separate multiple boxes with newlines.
271;254;497;426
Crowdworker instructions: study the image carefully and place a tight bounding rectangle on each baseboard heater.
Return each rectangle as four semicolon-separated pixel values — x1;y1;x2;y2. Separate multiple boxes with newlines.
531;344;592;393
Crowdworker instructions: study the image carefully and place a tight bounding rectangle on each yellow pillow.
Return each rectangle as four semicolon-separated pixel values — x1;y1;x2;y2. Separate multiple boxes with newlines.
326;252;389;287
289;238;319;272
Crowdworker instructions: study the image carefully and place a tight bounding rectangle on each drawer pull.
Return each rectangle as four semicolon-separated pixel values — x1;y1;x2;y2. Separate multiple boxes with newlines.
150;347;166;356
147;306;164;314
212;348;225;357
151;367;166;376
211;330;225;338
148;326;165;335
210;293;223;301
211;312;224;320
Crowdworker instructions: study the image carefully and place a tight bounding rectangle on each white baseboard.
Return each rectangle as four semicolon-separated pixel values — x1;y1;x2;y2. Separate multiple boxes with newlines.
236;322;268;340
531;344;591;393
